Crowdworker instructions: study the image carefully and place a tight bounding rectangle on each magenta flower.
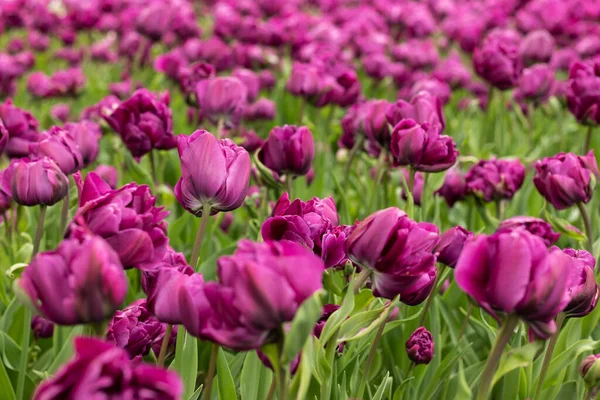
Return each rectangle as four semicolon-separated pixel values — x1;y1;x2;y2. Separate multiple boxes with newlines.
519;30;555;66
465;157;526;202
30;126;83;175
498;216;560;246
259;125;315;177
244;98;276;121
2;157;68;206
435;167;467;207
175;130;250;217
473;35;522;90
31;316;54;339
406;327;434;365
91;165;118;189
196;76;248;128
567;58;600;125
64;120;102;167
0;99;40;158
20;233;127;325
560;248;599;318
435;226;473;268
386;91;445;132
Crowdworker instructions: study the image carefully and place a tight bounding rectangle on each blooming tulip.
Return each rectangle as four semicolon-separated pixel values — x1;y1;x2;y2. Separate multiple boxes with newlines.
465;157;525;202
435;226;473;268
435;167;467;207
30;126;83;175
2;157;68;206
196;76;248;128
64;120;102;167
473;35;522;90
519;30;555;66
561;248;599;318
0;99;40;158
386;91;445;132
259;125;315;177
567;58;600;125
498;216;560;246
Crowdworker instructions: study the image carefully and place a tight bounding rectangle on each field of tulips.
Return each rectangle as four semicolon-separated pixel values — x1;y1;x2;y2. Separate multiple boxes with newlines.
2;0;600;399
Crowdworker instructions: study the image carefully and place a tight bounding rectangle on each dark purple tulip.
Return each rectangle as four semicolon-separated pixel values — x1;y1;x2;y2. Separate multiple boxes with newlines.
80;95;121;123
175;130;250;216
410;78;452;106
550;48;579;72
243;98;276;121
68;172;169;270
196;76;248;128
561;248;599;318
519;30;555;66
465;157;526;202
2;157;68;206
109;79;136;100
498;216;560;246
261;215;314;249
533;151;599;210
7;38;23;54
91;36;118;63
473;36;522;90
346;207;439;305
406;327;434;365
64;120;102;167
92;165;118;189
391;119;458;173
33;337;183;400
455;230;573;338
106;298;176;359
0;100;39;156
576;36;600;60
28;68;86;98
0;170;12;213
135;2;174;42
50;104;70;123
30;126;83;175
514;64;556;106
321;225;354;269
259;125;315;177
567;58;600;125
54;47;84;66
258;70;276;90
435;226;473;268
154;50;187;82
233;68;261;103
20;233;127;325
178;62;216;104
435;167;467;207
362;100;393;148
286;62;326;101
239;128;264;153
31;316;54;339
386;91;445;132
105;89;176;159
433;52;472;89
28;30;50;52
580;354;600;388
392;39;439;70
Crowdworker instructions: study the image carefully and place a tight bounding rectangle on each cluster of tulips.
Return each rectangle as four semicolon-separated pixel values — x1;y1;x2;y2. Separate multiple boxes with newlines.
2;0;600;399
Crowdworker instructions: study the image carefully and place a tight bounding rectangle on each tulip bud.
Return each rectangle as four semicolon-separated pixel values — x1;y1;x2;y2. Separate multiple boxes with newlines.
561;248;599;318
19;234;128;325
31;315;54;339
406;327;434;365
581;354;600;389
533;151;599;210
50;104;70;123
498;216;560;246
30;126;83;175
175;130;250;217
258;125;315;177
433;52;472;89
435;167;467;207
465;157;525;202
2;157;69;206
243;98;276;121
514;64;556;106
435;226;473;268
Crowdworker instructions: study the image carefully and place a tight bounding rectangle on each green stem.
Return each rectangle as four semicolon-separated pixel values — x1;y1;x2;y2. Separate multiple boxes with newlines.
355;315;387;399
457;304;474;342
418;265;446;326
495;200;504;221
353;268;371;294
577;203;594;253
59;184;70;236
190;203;212;271
584;125;593;153
32;205;47;258
369;151;388;212
286;175;293;198
3;211;11;245
216;118;225;139
157;324;173;367
16;307;32;400
202;343;218;400
265;380;276;400
298;99;305;124
149;150;158;188
476;315;520;400
321;329;340;400
533;313;566;400
344;137;364;192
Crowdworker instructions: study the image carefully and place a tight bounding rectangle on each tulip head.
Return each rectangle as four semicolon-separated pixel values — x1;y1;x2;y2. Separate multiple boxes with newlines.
406;327;434;364
2;157;69;206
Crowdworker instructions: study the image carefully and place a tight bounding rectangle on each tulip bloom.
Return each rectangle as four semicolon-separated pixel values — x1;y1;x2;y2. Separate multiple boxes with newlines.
533;151;599;210
567;57;600;125
0;99;40;158
465;157;526;202
259;125;315;177
91;165;118;189
406;327;434;365
346;207;439;305
519;30;555;66
2;157;69;206
175;130;250;217
435;226;473;268
30;126;83;175
473;36;522;90
386;91;445;132
455;230;573;338
561;248;599;318
31;316;54;339
391;119;458;173
498;216;560;246
19;234;127;325
33;338;182;399
196;76;248;128
64;120;102;167
435;167;467;207
513;64;556;107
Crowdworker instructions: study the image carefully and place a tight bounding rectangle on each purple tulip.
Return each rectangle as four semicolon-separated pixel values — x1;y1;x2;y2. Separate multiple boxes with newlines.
0;99;40;158
180;240;324;350
28;30;50;52
519;30;555;66
135;2;174;42
64;120;102;167
567;58;600;125
580;354;600;388
433;52;472;89
321;224;354;269
54;47;84;66
30;126;83;175
105;89;176;159
20;233;127;325
2;157;68;207
435;226;473;268
175;130;250;217
346;207;439;305
243;98;276;121
81;95;121;123
196;76;248;128
233;68;261;103
31;316;54;339
106;298;176;359
435;167;467;207
406;327;434;365
561;248;599;318
391;119;458;173
33;337;183;399
514;64;556;110
473;35;522;90
410;78;452;106
286;62;327;102
465;157;526;202
360;100;393;148
400;169;424;206
259;125;315;177
498;216;560;246
392;39;439;70
455;230;573;338
550;48;579;72
92;165;118;189
386;91;445;132
533;151;599;210
68;172;169;270
50;104;70;123
239;128;264;153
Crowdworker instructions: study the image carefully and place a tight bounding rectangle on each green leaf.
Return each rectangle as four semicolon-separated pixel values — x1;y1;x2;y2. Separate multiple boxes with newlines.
337;297;398;343
282;290;323;364
372;373;393;400
48;326;84;373
170;328;198;400
240;352;272;400
0;355;16;400
217;348;238;400
544;208;587;241
553;381;578;400
124;152;154;187
293;338;314;400
492;341;543;386
319;283;354;345
543;339;600;387
1;332;21;371
420;341;472;399
188;385;204;400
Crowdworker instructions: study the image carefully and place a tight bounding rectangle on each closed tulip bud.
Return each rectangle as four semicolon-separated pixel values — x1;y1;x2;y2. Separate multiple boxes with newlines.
386;91;445;132
567;58;600;125
519;30;555;66
31;315;54;339
92;165;118;189
455;230;573;338
196;76;248;128
346;207;439;304
259;125;315;177
145;262;195;325
0;99;40;158
473;36;522;90
2;157;68;206
64;121;102;167
435;167;467;207
19;234;127;325
435;226;473;268
465;157;526;202
561;248;599;318
175;130;250;217
33;338;183;399
406;327;434;364
105;89;176;160
533;151;599;210
391;119;458;173
581;354;600;389
30;126;83;175
69;173;169;270
498;216;560;246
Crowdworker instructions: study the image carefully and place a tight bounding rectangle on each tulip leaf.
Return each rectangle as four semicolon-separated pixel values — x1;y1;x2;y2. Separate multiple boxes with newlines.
0;332;20;371
217;348;238;400
543;338;600;388
319;282;354;345
47;326;84;373
282;290;324;365
188;385;203;400
419;340;472;399
170;328;198;400
492;341;543;386
0;358;15;400
124;151;154;187
291;337;315;400
543;208;587;241
372;372;393;400
240;351;272;400
337;297;398;343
